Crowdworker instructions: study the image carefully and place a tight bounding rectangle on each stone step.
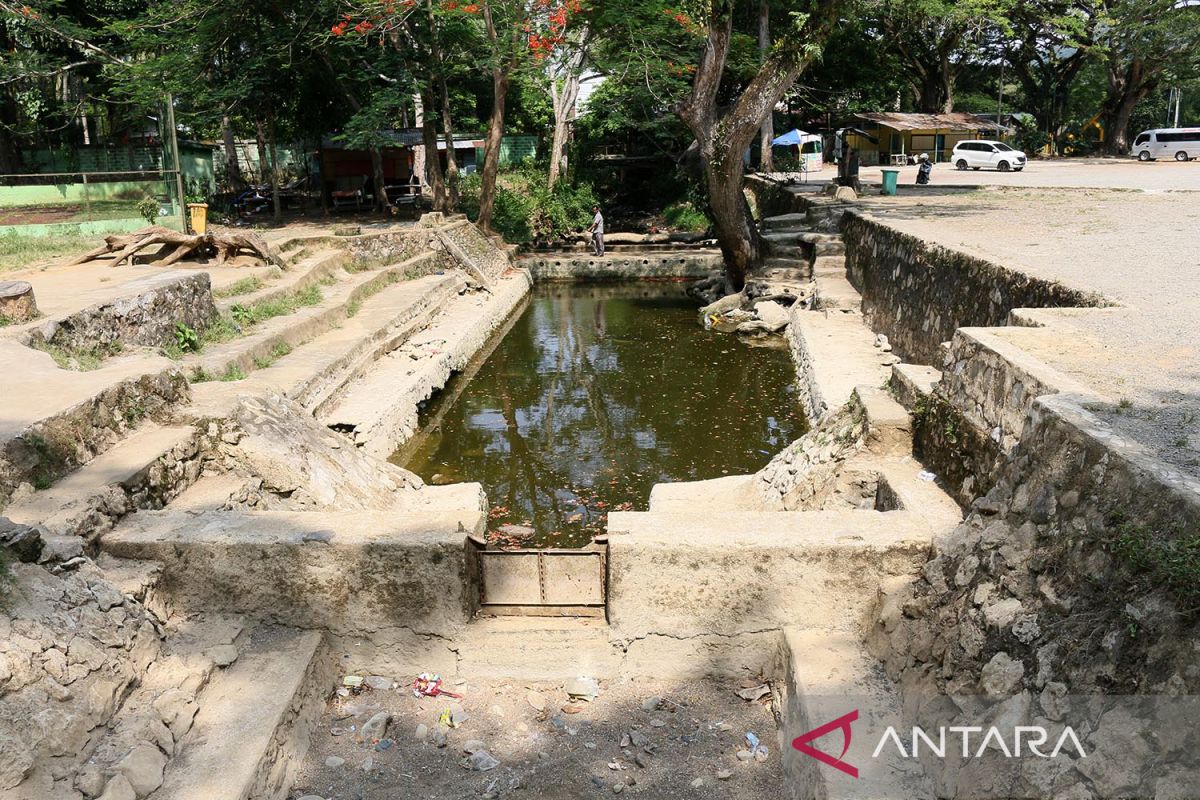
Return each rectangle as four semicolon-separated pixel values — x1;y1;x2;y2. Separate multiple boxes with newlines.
760;213;810;232
322;271;531;459
182;268;462;422
152;626;332;800
790;308;893;418
182;251;445;384
165;473;250;512
890;363;942;409
215;247;344;314
762;241;808;259
453;617;621;680
0;339;189;504
4;423;199;546
814;273;861;311
774;627;933;799
812;254;847;275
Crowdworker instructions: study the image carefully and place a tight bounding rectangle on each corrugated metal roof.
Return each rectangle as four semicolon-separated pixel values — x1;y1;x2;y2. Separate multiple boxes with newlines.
854;112;1007;132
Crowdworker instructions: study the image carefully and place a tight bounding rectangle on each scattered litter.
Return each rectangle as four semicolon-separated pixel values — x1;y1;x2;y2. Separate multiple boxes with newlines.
641;696;662;712
375;738;393;751
438;707;470;728
342;675;364;689
607;761;625;771
415;723;428;741
649;719;666;728
329;726;348;736
745;731;769;761
918;470;937;482
735;683;770;702
413;672;463;699
716;769;733;780
562;703;585;714
364;675;393;690
566;676;599;702
463;739;486;753
463;749;501;771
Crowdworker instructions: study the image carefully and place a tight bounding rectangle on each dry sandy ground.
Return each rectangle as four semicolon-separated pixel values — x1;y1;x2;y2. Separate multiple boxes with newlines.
291;675;783;800
842;156;1200;192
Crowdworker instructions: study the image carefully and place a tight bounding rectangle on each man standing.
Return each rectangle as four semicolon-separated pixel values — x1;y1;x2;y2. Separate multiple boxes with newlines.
587;204;605;256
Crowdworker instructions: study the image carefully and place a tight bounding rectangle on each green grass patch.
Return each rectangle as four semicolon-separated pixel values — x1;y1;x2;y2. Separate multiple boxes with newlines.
0;230;94;273
219;364;246;381
1110;516;1200;612
23;431;74;490
230;284;322;328
253;342;292;369
32;339;122;371
214;276;264;298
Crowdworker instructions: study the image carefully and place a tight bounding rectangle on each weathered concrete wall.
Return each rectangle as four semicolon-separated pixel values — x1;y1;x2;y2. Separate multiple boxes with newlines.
519;251;722;281
102;509;484;639
607;509;933;644
30;272;219;353
841;214;1101;365
869;392;1200;796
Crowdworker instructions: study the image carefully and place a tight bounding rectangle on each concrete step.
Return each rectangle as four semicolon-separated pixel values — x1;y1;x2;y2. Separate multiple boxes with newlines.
790;309;894;417
182;269;462;422
762;241;808;260
812;254;847;275
322;271;531;459
182;251;444;383
153;626;332;800
890;363;942;409
760;213;810;232
215;247;344;314
4;423;199;542
814;273;861;311
454;617;621;680
774;627;933;800
0;341;189;503
166;473;250;512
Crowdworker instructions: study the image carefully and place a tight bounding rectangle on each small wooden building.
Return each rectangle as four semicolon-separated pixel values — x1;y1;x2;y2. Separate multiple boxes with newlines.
846;112;1012;165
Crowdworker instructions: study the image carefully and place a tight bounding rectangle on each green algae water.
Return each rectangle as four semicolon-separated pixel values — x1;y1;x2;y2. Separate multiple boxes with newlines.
394;282;807;547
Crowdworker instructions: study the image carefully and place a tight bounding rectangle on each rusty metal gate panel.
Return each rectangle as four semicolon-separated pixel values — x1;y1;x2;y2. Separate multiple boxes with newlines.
474;538;606;617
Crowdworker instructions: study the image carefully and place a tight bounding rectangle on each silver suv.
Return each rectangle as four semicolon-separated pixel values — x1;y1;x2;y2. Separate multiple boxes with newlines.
952;140;1027;172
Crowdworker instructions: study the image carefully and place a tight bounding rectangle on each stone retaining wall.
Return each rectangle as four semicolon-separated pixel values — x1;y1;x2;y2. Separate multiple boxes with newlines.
841;214;1101;364
519;251;722;281
31;272;219;353
869;392;1200;796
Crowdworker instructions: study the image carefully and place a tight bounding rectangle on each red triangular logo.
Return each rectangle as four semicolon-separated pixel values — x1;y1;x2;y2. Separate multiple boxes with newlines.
791;709;859;778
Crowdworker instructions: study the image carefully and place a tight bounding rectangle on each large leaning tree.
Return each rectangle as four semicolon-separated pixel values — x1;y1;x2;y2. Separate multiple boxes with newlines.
675;0;844;291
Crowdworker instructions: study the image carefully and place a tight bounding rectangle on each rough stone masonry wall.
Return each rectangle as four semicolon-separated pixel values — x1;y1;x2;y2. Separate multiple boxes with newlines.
30;273;218;354
868;392;1200;797
841;213;1101;364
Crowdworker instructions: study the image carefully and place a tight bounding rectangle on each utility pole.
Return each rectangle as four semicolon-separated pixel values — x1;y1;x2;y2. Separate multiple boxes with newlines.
1174;89;1182;128
996;59;1005;138
165;94;187;232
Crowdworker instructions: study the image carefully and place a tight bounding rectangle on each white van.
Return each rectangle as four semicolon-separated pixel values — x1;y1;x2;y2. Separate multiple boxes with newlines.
1131;128;1200;161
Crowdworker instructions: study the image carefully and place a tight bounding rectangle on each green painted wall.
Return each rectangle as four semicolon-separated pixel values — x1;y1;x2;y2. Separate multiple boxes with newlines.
0;180;171;208
0;214;182;238
474;136;539;168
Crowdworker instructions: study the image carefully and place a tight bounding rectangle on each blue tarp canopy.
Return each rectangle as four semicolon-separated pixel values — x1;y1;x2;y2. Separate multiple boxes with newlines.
771;129;816;147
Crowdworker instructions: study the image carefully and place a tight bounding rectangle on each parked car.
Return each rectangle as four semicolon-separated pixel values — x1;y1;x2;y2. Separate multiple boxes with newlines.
951;140;1027;172
1131;128;1200;162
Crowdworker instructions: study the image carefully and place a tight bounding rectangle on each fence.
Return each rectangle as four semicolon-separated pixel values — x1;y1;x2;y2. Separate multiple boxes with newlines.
0;169;183;238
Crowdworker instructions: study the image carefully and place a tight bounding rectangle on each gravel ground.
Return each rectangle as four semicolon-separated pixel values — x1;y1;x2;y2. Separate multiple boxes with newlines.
291;675;783;800
849;183;1200;476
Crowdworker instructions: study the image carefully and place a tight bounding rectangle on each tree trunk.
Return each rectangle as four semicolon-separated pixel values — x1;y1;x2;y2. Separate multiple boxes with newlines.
221;114;244;188
1101;59;1156;155
369;147;389;212
440;76;460;210
677;1;841;292
254;120;269;184
478;5;513;233
420;87;447;211
428;0;459;210
547;29;587;190
758;0;774;173
0;90;20;174
268;120;281;222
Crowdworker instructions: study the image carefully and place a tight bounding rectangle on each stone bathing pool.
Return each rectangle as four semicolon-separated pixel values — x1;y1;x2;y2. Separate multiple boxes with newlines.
392;282;807;547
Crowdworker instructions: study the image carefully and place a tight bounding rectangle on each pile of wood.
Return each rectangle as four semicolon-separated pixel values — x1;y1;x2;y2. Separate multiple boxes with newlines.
69;226;280;268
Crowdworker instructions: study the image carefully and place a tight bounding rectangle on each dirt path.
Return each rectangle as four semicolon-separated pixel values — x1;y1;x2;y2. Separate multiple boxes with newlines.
293;675;783;799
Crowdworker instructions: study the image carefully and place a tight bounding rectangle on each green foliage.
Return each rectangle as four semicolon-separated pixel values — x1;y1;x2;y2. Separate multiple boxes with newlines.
662;201;709;232
136;196;160;226
32;339;119;371
174;322;200;353
1110;517;1200;611
460;165;597;246
24;432;74;491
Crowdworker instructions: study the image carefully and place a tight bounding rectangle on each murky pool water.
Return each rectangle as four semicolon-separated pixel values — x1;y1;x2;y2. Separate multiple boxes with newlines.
394;282;807;547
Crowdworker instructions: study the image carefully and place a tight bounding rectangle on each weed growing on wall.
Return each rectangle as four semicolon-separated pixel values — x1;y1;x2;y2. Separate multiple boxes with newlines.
1109;515;1200;614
